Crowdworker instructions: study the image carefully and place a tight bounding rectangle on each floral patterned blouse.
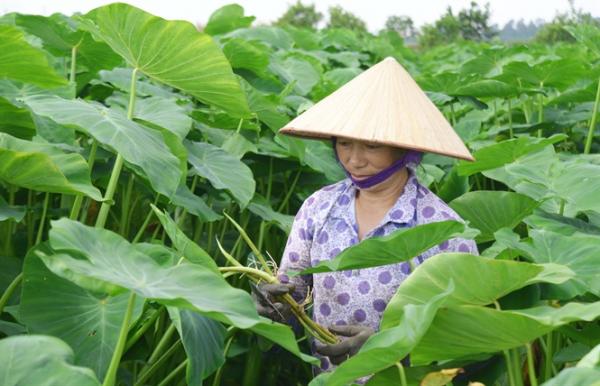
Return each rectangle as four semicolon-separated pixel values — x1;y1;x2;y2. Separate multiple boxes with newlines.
277;170;478;375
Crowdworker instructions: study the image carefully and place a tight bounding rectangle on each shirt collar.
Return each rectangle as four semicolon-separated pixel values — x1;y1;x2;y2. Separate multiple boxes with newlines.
329;170;419;228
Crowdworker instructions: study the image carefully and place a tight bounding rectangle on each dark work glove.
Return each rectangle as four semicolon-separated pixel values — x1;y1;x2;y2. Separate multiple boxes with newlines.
251;282;295;323
315;325;375;365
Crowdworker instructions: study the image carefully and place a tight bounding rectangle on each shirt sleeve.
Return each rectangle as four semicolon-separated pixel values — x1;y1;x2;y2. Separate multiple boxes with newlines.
277;197;315;303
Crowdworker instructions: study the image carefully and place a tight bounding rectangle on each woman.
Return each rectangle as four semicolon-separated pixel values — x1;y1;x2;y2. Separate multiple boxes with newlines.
254;57;478;375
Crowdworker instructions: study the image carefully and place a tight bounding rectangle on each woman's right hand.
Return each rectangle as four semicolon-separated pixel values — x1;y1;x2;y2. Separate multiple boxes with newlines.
251;282;295;323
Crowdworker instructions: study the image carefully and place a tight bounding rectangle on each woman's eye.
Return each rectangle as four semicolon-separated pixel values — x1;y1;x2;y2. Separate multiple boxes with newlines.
366;144;381;150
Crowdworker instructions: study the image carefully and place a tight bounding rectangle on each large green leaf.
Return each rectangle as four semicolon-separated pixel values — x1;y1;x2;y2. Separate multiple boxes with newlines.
14;14;122;80
222;38;270;76
0;195;25;222
20;248;144;380
0;79;74;101
98;67;178;98
503;228;600;298
24;95;182;198
204;4;255;35
457;134;566;176
310;285;454;386
40;218;315;364
185;140;255;207
247;195;294;234
170;183;221;222
301;221;472;274
226;26;294;49
80;3;250;117
303;140;346;182
449;191;538;242
0;335;101;386
0;24;68;88
269;56;321;96
454;79;518;98
168;307;226;385
542;368;600;386
0;133;101;199
151;204;217;270
15;13;82;54
565;24;600;57
484;147;600;217
381;253;573;328
0;97;36;139
498;58;587;89
412;301;600;364
107;94;192;139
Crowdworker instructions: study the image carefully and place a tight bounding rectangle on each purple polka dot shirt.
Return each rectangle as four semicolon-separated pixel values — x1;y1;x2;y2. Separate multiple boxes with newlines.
278;170;478;376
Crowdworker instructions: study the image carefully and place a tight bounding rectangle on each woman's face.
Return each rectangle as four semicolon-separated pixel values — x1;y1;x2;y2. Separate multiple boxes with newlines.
335;137;405;182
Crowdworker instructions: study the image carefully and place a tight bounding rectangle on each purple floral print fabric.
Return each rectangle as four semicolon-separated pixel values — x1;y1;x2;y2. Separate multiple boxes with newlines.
277;170;478;376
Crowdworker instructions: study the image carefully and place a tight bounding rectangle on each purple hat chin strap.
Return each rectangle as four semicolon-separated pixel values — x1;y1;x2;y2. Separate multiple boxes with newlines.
332;138;422;189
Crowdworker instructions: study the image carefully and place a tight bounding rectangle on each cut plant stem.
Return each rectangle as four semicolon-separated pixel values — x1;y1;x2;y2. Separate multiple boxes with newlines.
223;212;273;276
102;291;137;386
218;266;337;344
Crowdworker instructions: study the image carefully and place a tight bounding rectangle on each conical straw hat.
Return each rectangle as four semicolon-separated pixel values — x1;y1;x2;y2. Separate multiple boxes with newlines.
279;57;474;161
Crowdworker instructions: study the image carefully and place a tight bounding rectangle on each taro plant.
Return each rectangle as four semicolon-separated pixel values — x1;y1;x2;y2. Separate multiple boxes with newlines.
1;3;600;386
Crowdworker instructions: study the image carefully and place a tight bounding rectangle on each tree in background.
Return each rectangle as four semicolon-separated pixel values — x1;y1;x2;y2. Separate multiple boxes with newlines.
327;5;367;32
535;0;600;43
418;1;497;48
385;15;417;40
275;1;323;30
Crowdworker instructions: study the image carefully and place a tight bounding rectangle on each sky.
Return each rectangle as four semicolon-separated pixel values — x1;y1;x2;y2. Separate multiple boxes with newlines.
1;0;599;32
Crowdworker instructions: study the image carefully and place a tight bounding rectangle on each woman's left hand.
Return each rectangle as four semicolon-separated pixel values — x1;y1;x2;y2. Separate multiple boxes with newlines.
315;325;375;365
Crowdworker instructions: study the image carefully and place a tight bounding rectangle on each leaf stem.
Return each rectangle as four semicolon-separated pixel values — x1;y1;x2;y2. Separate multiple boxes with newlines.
543;332;553;381
95;154;124;229
35;192;50;245
69;43;79;83
212;334;236;386
135;339;182;386
132;195;159;243
102;291;137;386
120;174;135;236
223;212;273;276
158;359;187;386
584;77;600;154
95;68;137;229
508;98;514;139
395;362;407;386
147;323;177;366
277;169;302;212
511;348;524;386
526;343;538;386
0;272;23;315
125;305;164;351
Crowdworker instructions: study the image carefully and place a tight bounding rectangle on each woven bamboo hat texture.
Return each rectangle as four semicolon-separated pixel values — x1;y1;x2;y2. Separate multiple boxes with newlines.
279;57;474;161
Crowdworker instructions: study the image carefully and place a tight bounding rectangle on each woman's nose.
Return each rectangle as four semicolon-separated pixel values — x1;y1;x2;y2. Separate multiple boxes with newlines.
346;147;366;168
